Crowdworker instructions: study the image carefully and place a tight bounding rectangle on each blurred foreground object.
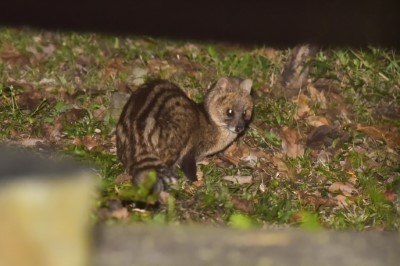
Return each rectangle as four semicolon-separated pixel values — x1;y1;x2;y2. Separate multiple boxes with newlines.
0;147;97;266
94;225;400;266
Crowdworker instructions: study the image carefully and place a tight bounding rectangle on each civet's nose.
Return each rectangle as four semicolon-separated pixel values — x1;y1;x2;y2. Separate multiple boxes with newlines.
235;126;244;133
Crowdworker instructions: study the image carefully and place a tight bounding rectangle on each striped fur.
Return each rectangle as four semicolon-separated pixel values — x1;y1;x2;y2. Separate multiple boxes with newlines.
116;77;253;192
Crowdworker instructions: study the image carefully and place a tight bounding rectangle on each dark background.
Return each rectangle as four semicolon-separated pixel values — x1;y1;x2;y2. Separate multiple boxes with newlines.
1;0;399;48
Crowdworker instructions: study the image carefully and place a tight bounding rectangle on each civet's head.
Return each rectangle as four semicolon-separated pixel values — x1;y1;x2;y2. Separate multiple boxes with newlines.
205;77;253;134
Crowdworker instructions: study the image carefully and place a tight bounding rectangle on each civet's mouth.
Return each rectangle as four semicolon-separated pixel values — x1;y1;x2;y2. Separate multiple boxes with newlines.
227;125;244;134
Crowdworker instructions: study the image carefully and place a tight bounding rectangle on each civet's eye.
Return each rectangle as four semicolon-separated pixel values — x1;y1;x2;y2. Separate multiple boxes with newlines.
243;110;247;117
227;109;233;116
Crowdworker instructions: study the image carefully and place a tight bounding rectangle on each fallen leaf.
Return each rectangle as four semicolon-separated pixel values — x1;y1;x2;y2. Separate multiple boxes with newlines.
16;91;44;110
271;155;296;180
313;78;341;93
93;107;107;121
329;182;358;197
74;135;101;151
196;169;204;181
316;150;333;164
299;192;337;208
41;122;63;142
110;134;117;145
159;191;170;204
110;207;129;220
222;175;253;184
308;84;327;109
0;43;29;65
259;181;266;193
356;124;400;149
115;173;132;183
294;94;312;119
20;138;44;147
306;116;330;127
101;58;127;78
97;200;128;220
221;142;259;167
147;59;173;77
192;180;205;188
72;137;81;146
63;107;88;123
374;103;400;119
346;171;358;185
221;142;241;166
384;190;397;202
26;43;56;63
279;127;304;158
334;195;348;208
356;124;386;141
230;195;255;212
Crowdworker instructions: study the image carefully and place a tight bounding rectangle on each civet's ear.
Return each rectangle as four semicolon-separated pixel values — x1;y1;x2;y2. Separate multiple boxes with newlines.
240;79;252;95
215;77;230;91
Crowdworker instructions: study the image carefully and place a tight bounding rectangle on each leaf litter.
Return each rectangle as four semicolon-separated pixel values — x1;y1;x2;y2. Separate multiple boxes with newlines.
0;30;399;230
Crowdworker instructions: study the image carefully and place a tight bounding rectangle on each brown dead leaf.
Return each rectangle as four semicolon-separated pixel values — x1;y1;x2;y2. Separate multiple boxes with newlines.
159;191;170;205
73;135;101;151
192;179;205;188
279;127;304;158
356;124;400;149
26;43;56;63
221;142;258;167
221;142;241;166
230;195;255;212
101;58;127;78
299;192;337;208
16;91;44;110
271;155;296;180
384;190;397;202
384;129;400;149
0;43;29;65
196;169;204;181
329;182;358;197
308;85;327;109
334;195;348;208
222;175;253;184
63;108;88;123
374;103;400;119
306;116;330;127
294;94;312;119
147;59;173;77
262;47;278;61
346;171;358;185
109;207;129;220
72;137;82;146
93;107;107;122
313;78;341;93
322;91;353;122
20;138;44;147
41;120;63;142
356;124;386;141
115;173;132;183
82;135;100;151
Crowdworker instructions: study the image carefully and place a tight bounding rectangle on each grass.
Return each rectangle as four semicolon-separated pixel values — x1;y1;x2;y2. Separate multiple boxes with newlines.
0;27;399;230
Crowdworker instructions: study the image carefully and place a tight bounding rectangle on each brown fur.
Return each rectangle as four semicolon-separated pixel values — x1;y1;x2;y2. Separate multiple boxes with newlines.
116;77;253;191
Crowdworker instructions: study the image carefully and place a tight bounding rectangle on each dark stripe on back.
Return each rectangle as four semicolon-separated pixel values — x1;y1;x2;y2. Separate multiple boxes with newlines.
135;87;180;130
146;93;189;140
